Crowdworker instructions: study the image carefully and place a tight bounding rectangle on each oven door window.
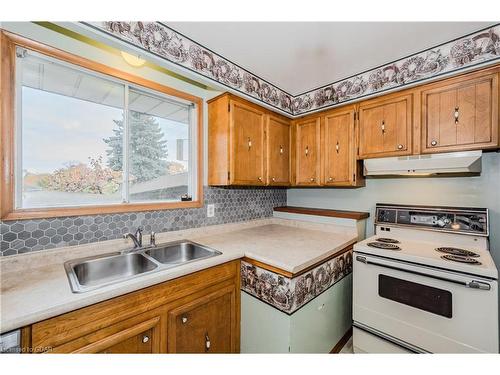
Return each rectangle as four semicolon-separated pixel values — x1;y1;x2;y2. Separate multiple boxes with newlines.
378;274;452;318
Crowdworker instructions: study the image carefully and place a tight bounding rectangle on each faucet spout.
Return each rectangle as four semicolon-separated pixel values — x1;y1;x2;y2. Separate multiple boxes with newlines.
123;228;143;249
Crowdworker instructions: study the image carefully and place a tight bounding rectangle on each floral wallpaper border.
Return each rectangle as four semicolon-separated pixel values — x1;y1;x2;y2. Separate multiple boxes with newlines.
83;22;500;116
83;21;294;114
241;249;352;314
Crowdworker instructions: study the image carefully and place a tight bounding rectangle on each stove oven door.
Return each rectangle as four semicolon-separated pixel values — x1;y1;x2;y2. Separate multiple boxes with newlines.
353;252;499;353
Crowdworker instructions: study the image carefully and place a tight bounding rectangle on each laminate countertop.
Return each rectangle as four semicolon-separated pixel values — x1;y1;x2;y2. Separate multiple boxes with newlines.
0;217;359;333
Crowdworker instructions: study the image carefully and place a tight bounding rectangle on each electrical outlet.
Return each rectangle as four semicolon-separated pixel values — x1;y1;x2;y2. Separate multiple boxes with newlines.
207;204;215;218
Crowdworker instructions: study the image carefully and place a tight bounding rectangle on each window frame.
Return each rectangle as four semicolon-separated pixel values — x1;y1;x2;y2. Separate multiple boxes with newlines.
0;31;204;220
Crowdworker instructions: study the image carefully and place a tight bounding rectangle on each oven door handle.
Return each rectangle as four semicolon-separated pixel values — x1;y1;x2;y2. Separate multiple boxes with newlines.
355;255;491;291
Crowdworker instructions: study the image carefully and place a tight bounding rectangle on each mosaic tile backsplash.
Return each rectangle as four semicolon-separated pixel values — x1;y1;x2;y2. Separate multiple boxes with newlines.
0;187;287;256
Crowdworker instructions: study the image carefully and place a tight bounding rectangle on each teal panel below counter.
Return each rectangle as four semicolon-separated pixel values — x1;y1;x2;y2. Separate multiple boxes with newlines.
241;274;352;353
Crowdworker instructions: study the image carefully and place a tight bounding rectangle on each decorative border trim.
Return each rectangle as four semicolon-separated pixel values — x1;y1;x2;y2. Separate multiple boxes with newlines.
292;23;500;115
241;249;352;314
83;22;294;114
83;22;500;117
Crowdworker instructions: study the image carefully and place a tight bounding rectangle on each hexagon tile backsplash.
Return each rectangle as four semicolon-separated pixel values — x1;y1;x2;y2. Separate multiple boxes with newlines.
0;187;287;256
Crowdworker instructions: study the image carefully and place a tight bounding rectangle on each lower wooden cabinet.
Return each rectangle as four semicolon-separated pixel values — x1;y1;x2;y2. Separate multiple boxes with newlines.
22;261;240;354
168;286;236;353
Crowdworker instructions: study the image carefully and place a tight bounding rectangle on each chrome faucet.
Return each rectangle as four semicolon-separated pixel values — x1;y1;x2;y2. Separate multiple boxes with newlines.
123;228;143;249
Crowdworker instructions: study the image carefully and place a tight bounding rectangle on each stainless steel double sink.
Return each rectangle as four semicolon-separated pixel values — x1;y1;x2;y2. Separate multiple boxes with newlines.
64;241;221;293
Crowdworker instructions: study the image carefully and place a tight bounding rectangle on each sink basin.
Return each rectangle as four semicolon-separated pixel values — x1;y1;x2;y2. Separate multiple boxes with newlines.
145;241;221;264
64;241;221;293
65;253;158;293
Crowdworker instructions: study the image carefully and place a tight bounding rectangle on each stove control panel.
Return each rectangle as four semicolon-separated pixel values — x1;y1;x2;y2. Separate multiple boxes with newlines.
375;204;488;236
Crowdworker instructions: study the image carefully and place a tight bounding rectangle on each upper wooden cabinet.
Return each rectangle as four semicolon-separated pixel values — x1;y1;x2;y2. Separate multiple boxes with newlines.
208;93;291;186
267;115;291;185
294;117;321;186
230;100;266;185
420;71;499;153
322;107;364;187
208;66;499;188
357;93;413;159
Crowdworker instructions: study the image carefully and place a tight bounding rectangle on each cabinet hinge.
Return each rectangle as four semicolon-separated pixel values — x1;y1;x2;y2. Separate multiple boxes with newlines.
227;171;230;181
354;112;356;121
228;103;230;112
353;173;356;182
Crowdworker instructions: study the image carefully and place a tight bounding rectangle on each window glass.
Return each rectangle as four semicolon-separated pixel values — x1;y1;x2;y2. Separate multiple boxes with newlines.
15;48;196;210
18;51;124;208
127;88;190;203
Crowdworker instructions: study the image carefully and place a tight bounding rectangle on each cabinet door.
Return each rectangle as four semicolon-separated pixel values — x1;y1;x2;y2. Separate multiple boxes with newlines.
230;100;266;185
267;115;290;185
168;286;237;353
295;117;321;186
422;73;498;153
323;109;355;185
99;328;155;354
358;94;412;159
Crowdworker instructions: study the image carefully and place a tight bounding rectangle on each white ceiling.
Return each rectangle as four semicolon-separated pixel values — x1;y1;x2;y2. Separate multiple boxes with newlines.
167;22;494;95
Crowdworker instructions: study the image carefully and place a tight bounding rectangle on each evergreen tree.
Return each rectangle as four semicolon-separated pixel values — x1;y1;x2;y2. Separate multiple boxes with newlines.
104;112;168;183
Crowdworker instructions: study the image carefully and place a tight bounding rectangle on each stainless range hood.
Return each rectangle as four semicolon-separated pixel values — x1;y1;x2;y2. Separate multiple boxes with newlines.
363;151;482;176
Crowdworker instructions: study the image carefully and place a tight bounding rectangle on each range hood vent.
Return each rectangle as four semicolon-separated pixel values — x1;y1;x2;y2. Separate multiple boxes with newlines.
363;151;482;177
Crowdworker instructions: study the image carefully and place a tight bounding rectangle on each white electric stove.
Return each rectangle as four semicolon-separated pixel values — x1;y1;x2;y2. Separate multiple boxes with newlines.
353;204;499;354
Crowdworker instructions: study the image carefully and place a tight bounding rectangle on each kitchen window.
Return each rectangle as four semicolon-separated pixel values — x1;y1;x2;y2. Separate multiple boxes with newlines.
0;32;203;220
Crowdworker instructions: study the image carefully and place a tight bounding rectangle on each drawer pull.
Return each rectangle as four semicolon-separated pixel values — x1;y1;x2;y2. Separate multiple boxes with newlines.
142;335;149;343
279;145;283;154
335;142;339;153
381;121;385;134
305;146;309;156
247;138;252;149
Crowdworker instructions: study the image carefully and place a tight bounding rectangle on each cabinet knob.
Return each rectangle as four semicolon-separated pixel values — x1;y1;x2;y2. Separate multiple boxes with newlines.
205;333;211;351
272;177;276;182
397;144;404;150
279;145;284;154
258;177;262;182
328;177;334;182
310;177;315;182
381;121;385;134
181;316;188;324
454;107;459;124
305;146;309;156
247;137;252;149
431;140;438;146
142;335;149;343
335;142;339;153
